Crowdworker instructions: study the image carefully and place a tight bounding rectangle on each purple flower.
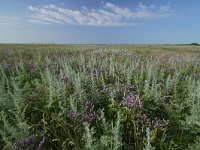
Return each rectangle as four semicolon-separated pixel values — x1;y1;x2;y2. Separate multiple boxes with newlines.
148;117;169;129
37;137;45;150
117;84;135;93
90;67;104;77
136;114;169;130
84;100;96;122
122;93;143;110
101;84;114;94
67;111;78;120
14;135;34;150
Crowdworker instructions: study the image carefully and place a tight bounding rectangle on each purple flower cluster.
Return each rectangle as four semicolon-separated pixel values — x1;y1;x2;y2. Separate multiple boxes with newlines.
84;100;96;122
37;137;45;150
117;84;135;93
67;111;78;120
122;93;143;110
14;135;46;150
137;114;169;130
78;65;105;77
101;84;114;94
147;117;169;129
14;135;34;150
89;67;105;77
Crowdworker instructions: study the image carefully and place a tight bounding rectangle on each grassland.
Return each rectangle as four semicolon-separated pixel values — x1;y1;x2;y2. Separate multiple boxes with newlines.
0;44;200;149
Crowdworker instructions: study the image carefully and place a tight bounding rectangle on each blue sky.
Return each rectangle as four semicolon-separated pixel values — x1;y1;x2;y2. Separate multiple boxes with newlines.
0;0;200;44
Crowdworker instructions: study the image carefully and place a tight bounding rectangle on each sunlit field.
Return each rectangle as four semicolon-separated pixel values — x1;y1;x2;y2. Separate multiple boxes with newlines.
0;44;200;149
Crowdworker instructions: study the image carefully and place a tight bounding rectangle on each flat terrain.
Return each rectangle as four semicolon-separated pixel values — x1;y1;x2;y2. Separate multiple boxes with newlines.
0;44;200;149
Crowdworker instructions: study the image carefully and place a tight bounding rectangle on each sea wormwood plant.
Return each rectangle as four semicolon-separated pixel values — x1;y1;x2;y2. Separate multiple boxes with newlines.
0;47;200;149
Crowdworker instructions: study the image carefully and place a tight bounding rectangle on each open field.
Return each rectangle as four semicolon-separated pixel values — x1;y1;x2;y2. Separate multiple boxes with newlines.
0;44;200;149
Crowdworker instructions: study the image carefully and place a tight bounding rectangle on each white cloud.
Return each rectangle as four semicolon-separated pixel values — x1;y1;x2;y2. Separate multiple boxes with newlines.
28;2;174;27
0;15;23;27
0;22;11;25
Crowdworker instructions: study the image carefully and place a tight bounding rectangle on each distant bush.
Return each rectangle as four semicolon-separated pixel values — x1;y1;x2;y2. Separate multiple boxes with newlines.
190;43;199;46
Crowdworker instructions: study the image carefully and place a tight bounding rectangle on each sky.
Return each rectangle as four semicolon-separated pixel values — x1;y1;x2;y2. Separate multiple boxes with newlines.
0;0;200;44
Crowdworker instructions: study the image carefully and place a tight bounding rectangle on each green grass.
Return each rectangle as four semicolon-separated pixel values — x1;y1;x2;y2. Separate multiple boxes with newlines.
0;44;200;149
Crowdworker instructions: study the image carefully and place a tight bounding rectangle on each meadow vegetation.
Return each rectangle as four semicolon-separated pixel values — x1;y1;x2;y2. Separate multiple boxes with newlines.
0;44;200;149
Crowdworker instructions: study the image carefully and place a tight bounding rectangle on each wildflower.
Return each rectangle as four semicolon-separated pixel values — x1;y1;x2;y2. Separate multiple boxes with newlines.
84;100;96;122
148;117;169;129
90;67;104;77
37;137;45;150
67;111;78;120
14;135;34;150
101;84;113;94
137;114;169;130
122;93;143;110
117;84;135;93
